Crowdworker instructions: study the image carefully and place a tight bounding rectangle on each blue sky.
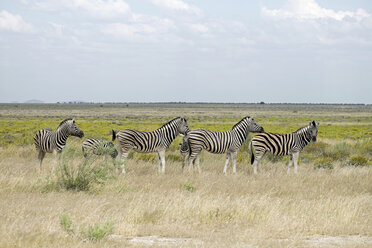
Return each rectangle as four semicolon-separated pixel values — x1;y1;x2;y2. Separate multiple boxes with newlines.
0;0;371;103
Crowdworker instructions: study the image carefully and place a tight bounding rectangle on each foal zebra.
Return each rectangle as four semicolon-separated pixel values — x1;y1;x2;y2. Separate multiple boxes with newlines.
112;117;190;174
182;116;264;174
34;118;84;171
249;121;319;174
82;138;118;161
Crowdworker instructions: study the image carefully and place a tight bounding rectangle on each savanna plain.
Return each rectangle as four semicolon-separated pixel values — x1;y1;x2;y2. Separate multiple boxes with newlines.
0;103;371;248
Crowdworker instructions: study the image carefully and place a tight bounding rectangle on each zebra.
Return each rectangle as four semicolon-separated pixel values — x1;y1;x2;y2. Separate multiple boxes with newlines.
182;116;264;174
34;118;84;171
249;121;319;174
112;117;190;174
180;136;190;169
82;138;118;161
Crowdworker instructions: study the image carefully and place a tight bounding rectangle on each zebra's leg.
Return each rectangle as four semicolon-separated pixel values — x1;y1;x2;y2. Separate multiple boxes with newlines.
119;152;129;174
293;152;300;174
52;150;58;172
223;153;231;174
287;154;294;173
232;152;237;174
181;152;188;171
158;150;166;174
157;153;162;172
37;150;46;171
253;154;264;175
188;155;195;172
195;153;201;174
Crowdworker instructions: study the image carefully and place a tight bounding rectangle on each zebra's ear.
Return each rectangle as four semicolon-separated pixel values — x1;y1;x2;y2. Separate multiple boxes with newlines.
316;122;320;127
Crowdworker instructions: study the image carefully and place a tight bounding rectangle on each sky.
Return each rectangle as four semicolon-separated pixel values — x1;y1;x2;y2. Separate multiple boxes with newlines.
0;0;371;104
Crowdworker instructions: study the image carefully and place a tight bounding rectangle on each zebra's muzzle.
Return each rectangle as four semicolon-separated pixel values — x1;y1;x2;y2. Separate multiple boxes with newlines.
78;131;84;138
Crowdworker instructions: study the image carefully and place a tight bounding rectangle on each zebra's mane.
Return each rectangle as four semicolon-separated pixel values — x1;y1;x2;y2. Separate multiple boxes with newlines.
232;116;250;130
160;117;182;128
58;118;73;128
294;125;310;134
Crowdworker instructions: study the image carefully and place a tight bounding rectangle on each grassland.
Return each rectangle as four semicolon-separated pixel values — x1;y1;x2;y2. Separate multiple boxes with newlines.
0;103;371;247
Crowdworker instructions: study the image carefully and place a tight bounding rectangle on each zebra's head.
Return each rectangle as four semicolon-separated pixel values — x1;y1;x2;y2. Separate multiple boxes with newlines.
59;118;84;138
176;117;190;136
308;121;319;143
233;116;264;133
106;142;118;159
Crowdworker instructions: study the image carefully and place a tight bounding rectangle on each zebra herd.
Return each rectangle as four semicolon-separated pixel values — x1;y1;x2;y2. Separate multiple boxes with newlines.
33;117;319;174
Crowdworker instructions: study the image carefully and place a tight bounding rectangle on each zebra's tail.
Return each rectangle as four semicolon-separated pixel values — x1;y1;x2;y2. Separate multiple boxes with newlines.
249;141;255;165
112;130;117;142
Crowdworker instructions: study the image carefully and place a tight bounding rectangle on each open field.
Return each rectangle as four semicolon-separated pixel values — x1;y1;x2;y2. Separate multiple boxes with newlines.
0;103;371;247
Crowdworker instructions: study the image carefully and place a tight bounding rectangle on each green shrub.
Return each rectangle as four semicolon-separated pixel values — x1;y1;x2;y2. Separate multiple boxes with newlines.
60;214;74;234
182;181;196;192
81;221;114;241
314;157;334;170
59;214;114;241
323;142;351;161
353;138;372;155
348;155;369;166
42;151;116;192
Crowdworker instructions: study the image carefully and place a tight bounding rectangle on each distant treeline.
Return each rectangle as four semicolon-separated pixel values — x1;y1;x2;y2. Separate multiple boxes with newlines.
55;101;368;106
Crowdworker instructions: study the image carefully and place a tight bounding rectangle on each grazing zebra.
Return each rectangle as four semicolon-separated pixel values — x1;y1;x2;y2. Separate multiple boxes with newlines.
34;118;84;171
180;136;190;169
82;138;118;161
112;117;190;174
249;121;319;174
182;116;264;174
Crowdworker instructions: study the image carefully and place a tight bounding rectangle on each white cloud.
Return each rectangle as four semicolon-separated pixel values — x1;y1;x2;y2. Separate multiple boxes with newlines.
0;10;34;33
36;0;130;19
188;23;208;33
262;0;369;21
101;16;175;40
151;0;201;16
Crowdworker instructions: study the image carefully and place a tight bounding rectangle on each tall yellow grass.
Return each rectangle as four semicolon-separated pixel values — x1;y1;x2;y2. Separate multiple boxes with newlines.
0;144;371;247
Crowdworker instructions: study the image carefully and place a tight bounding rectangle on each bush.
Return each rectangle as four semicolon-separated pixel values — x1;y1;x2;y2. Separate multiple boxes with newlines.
353;138;372;155
323;142;351;161
182;181;196;192
59;214;114;241
314;157;334;170
348;155;369;166
59;159;115;191
60;214;74;234
81;221;114;241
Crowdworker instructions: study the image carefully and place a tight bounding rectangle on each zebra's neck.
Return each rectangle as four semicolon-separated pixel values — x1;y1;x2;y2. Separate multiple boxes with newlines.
295;127;312;150
232;122;250;145
55;125;71;149
158;120;180;146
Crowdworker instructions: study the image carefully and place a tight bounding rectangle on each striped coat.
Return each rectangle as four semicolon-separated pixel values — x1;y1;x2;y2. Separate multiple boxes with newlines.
113;117;190;173
249;121;319;174
34;118;84;170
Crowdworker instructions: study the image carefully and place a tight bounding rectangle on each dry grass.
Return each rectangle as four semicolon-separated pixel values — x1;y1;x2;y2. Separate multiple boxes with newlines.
0;144;371;248
0;104;371;247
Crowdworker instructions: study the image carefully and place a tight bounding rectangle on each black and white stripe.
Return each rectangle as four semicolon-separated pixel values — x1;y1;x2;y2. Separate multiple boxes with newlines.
112;117;190;173
34;118;84;171
249;121;319;174
82;138;118;160
182;116;264;173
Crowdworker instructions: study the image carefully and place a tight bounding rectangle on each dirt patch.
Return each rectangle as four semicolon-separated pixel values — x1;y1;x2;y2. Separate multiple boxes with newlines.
304;235;372;247
109;235;203;246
